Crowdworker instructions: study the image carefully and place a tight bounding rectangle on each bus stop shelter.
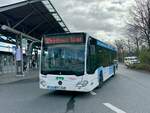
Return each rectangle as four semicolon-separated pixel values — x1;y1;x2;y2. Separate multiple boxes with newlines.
0;0;69;75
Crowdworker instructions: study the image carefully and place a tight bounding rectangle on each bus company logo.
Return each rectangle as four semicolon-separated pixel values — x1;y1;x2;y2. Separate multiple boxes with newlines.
56;77;64;81
44;37;82;44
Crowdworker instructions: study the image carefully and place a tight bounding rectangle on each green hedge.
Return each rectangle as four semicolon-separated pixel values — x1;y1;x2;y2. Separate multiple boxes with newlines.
129;63;150;72
139;49;150;65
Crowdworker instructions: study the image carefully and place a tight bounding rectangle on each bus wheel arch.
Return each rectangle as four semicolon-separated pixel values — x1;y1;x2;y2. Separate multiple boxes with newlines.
98;71;103;88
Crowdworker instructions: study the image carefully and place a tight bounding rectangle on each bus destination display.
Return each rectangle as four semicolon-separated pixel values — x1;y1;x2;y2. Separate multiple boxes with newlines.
44;37;83;44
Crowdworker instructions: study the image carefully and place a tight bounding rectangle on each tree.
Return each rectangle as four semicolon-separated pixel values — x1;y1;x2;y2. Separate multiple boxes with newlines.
128;0;150;49
114;39;125;62
126;25;143;55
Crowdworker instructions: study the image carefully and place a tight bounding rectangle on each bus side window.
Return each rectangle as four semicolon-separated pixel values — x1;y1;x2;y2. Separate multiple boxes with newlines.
110;51;116;65
99;48;110;67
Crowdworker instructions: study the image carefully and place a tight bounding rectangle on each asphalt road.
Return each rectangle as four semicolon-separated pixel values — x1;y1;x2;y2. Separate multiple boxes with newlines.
0;64;150;113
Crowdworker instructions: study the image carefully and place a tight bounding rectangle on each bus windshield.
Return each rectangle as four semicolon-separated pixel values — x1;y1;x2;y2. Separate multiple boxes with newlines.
41;44;85;76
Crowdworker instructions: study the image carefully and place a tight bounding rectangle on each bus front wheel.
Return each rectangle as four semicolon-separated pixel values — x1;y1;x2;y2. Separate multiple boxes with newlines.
98;72;103;88
112;67;116;77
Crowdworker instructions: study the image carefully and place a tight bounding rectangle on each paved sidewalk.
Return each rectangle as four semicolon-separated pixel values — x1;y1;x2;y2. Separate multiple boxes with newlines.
0;69;39;84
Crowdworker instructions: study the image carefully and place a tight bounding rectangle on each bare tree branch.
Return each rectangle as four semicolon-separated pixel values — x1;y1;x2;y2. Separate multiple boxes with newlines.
127;0;150;49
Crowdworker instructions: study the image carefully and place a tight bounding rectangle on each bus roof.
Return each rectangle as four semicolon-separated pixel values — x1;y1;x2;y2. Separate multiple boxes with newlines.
96;40;117;52
43;32;85;37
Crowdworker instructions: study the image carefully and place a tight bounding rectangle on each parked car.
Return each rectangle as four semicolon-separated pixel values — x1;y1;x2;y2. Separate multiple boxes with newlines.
124;56;140;66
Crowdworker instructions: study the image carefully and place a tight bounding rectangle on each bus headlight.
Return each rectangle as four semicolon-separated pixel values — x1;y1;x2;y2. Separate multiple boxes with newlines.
40;80;47;87
76;80;88;88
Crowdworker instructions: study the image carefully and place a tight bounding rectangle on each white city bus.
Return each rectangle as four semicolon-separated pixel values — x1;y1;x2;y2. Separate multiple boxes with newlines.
39;33;117;92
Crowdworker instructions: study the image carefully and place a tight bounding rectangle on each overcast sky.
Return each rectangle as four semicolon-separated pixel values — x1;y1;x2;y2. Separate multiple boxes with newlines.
0;0;135;43
51;0;135;43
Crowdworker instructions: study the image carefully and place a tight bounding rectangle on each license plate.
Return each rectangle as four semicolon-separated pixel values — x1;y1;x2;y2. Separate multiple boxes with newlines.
48;86;66;90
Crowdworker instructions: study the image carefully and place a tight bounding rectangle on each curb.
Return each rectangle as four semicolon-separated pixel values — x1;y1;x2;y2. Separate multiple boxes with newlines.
0;76;39;85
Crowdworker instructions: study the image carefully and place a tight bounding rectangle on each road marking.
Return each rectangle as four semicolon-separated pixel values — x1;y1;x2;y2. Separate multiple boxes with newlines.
90;91;96;95
103;103;126;113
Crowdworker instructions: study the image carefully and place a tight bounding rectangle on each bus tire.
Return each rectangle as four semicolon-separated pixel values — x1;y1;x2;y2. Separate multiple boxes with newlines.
112;67;116;77
98;72;103;88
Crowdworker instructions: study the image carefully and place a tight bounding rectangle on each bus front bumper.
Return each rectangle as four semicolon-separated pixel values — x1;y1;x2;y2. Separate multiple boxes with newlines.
39;79;95;92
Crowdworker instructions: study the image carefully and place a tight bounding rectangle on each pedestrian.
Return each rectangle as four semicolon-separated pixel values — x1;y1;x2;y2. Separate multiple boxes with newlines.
32;56;35;68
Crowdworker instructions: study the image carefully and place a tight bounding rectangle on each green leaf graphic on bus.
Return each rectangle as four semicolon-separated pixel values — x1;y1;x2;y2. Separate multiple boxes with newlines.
56;77;64;80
